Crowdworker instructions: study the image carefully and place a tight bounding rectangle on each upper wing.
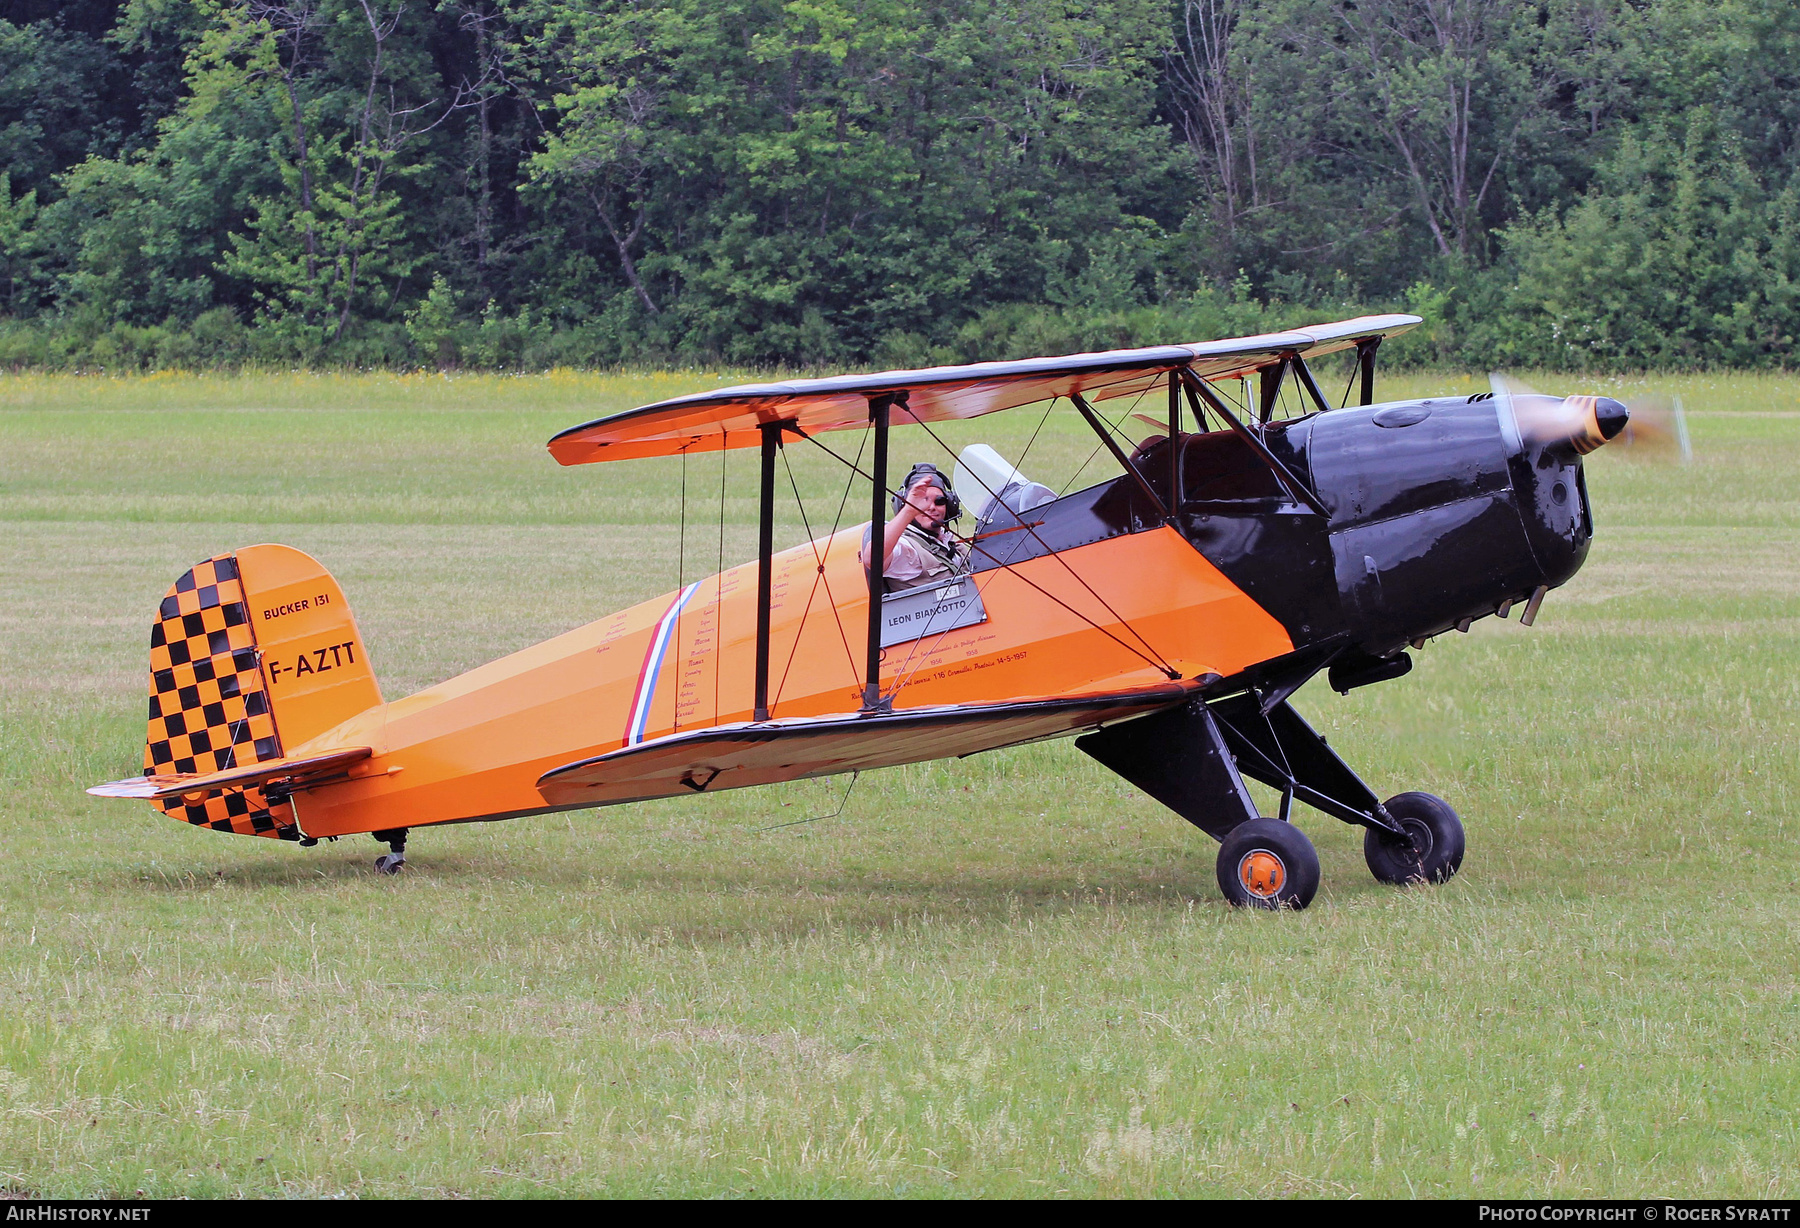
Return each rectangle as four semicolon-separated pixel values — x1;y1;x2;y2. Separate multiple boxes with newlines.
534;683;1197;808
88;746;373;801
547;315;1420;464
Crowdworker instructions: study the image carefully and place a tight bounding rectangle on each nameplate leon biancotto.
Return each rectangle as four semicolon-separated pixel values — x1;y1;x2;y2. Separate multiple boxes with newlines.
880;579;988;649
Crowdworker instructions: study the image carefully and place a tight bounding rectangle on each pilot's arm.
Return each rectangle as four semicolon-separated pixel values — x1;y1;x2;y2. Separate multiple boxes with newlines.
861;486;940;574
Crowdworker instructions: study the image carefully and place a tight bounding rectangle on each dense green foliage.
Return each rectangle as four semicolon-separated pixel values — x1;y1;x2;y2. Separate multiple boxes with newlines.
3;0;1799;370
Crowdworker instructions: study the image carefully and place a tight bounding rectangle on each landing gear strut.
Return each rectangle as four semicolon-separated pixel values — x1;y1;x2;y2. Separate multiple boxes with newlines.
1077;690;1462;910
373;827;408;875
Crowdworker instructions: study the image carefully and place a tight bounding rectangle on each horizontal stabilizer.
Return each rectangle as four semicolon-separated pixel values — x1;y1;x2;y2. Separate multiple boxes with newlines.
536;684;1195;807
89;746;372;802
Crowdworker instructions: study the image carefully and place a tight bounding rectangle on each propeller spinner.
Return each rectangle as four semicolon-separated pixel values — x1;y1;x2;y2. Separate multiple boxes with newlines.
1494;375;1690;462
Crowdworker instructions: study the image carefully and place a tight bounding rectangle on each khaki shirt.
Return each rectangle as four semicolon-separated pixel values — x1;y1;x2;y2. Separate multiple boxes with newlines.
885;525;966;588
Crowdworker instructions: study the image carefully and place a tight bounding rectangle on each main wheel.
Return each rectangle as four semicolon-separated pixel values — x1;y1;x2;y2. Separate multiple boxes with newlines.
1363;791;1465;885
1217;818;1321;910
374;853;406;875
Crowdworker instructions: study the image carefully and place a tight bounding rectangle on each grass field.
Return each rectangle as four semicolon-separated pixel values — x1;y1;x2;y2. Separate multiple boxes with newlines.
2;368;1797;1197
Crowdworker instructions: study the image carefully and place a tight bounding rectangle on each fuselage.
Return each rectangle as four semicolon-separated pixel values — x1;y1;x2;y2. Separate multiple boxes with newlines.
289;390;1602;840
291;518;1291;837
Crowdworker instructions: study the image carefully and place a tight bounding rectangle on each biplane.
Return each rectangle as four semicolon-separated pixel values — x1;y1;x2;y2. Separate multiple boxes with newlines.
90;314;1635;908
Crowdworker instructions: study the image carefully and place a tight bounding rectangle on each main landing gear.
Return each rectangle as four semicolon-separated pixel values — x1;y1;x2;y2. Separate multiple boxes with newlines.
1076;692;1465;910
373;827;408;875
1217;817;1321;909
1363;791;1465;885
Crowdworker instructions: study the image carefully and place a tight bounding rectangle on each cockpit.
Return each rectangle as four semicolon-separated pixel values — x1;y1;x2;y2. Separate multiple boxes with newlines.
879;418;1312;650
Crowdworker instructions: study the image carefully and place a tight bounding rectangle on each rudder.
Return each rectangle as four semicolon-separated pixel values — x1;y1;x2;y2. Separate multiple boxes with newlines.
234;544;381;749
140;545;381;840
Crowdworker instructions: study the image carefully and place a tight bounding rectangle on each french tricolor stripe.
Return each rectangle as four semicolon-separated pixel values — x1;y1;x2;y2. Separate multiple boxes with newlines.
625;582;701;746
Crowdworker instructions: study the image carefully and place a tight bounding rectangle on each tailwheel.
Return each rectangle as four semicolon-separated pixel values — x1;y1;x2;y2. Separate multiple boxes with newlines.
1217;818;1320;910
1364;792;1465;886
373;827;408;876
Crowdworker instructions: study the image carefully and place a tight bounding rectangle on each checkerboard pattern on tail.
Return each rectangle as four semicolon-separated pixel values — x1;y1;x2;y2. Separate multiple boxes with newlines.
144;553;298;839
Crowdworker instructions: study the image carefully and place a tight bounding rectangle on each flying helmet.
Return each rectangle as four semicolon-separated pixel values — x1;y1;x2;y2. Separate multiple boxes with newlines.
893;462;962;523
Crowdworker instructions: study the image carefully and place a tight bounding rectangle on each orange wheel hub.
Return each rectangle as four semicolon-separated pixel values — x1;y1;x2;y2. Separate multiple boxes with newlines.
1238;850;1286;898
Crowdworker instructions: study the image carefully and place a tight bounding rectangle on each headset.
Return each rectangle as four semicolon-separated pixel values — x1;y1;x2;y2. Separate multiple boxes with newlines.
892;462;962;524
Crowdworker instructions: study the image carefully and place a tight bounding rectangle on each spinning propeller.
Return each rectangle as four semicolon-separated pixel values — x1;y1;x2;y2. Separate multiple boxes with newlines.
1492;375;1691;463
1605;390;1693;462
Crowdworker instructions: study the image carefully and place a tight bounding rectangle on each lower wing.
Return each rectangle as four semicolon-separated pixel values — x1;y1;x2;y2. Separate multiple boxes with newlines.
535;682;1197;807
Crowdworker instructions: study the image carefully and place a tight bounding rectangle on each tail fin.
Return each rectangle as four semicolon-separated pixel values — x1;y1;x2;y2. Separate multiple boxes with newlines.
126;545;381;839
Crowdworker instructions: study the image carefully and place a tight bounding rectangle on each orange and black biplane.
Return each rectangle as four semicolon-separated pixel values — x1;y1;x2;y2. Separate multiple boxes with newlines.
91;315;1636;908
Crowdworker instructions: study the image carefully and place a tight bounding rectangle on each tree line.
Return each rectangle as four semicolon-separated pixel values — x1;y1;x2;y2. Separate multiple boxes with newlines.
2;0;1797;371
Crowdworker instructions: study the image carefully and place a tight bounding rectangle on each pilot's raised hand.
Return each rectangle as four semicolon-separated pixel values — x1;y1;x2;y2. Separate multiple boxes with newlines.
902;482;948;529
864;478;950;573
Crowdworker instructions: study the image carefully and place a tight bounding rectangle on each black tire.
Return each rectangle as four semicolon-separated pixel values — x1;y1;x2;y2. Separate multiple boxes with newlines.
1363;792;1465;885
1216;818;1321;910
374;853;405;876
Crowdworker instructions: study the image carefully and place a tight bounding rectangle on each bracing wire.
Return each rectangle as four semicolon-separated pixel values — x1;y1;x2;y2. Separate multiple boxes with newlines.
810;423;995;694
963;537;1174;676
1057;380;1158;496
1013;396;1057;480
772;443;823;710
802;424;1170;692
835;429;870;534
816;427;872;675
936;418;1173;670
754;770;859;832
773;440;862;709
877;403;1060;693
800;431;901;503
901;413;1177;686
790;379;1180;697
881;397;1055;696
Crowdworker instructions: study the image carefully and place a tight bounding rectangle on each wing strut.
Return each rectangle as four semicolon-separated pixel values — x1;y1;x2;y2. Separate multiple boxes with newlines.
1167;371;1184;505
862;392;899;711
754;421;781;721
1069;391;1169;520
1291;354;1333;414
1179;368;1329;516
1357;336;1381;406
1258;356;1288;423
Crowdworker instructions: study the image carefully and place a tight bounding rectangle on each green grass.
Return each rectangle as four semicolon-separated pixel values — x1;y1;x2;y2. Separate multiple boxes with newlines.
2;369;1797;1197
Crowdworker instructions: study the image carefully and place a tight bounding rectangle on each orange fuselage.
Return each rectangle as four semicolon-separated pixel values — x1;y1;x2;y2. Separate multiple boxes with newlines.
290;524;1291;838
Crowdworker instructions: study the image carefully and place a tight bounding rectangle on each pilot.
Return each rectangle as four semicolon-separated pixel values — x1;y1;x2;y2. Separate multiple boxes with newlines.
861;463;969;591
